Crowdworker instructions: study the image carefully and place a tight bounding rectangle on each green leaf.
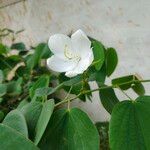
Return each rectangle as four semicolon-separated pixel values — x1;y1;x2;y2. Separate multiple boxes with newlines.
34;100;54;145
112;75;133;90
109;96;150;150
0;111;4;122
59;74;85;101
112;75;145;95
132;78;145;96
99;86;119;113
39;108;99;150
88;64;106;84
106;48;118;76
20;101;43;139
92;41;105;71
26;43;52;70
3;110;28;137
11;42;26;51
6;78;22;96
30;75;50;99
0;84;7;97
40;43;52;59
0;70;4;83
0;124;39;150
35;87;53;97
0;43;9;54
17;98;29;109
63;75;82;86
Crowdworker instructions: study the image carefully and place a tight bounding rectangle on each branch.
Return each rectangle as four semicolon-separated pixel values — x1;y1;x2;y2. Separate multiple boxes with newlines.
55;79;150;107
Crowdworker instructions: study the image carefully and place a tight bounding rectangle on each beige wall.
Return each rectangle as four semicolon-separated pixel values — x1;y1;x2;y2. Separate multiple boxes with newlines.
1;0;150;122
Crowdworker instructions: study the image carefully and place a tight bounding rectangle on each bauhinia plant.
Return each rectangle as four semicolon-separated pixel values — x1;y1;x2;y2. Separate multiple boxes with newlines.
0;28;150;150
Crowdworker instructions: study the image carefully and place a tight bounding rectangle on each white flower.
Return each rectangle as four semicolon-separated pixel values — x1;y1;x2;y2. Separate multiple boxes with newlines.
47;29;94;77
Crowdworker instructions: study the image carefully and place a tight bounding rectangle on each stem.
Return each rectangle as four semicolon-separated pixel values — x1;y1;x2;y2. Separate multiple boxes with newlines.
55;79;150;107
55;93;81;107
66;86;72;110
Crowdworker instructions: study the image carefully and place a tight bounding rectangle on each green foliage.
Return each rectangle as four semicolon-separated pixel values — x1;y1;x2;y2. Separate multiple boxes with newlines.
112;75;145;95
0;31;149;149
26;43;52;71
20;101;43;139
11;42;26;51
0;43;10;54
39;108;99;150
0;84;7;97
105;48;118;76
0;124;39;150
92;41;105;71
99;86;119;113
3;109;28;137
109;96;150;150
34;100;54;145
0;70;4;83
0;111;4;122
6;77;23;96
29;75;50;99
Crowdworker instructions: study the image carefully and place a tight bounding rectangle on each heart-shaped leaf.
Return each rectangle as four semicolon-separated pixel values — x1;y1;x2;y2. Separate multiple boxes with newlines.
3;109;28;137
39;108;99;150
0;124;39;150
109;96;150;150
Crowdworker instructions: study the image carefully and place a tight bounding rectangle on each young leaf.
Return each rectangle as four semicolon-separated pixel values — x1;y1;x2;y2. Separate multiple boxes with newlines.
3;110;28;137
109;96;150;150
106;48;118;76
39;108;99;150
0;124;39;150
92;41;105;71
99;86;119;113
34;100;54;145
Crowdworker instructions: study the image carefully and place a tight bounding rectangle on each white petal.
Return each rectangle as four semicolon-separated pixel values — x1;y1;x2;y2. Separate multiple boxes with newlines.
71;29;91;56
65;71;79;78
48;34;72;59
65;52;94;77
47;56;77;72
77;52;94;72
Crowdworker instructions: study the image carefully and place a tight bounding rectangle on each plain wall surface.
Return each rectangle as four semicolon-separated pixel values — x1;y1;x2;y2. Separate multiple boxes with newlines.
1;0;150;122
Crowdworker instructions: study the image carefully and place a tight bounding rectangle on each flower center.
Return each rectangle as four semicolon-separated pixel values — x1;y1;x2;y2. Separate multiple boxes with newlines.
64;45;81;62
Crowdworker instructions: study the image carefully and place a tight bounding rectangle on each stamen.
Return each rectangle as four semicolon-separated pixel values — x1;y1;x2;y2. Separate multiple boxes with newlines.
64;44;81;62
64;45;72;59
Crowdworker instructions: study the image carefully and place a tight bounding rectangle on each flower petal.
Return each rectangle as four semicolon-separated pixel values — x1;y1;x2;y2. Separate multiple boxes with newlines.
47;56;77;72
48;34;71;59
65;71;79;78
65;52;94;77
71;29;91;56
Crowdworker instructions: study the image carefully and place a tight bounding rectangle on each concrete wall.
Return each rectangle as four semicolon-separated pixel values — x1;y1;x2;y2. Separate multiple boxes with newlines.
1;0;150;122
